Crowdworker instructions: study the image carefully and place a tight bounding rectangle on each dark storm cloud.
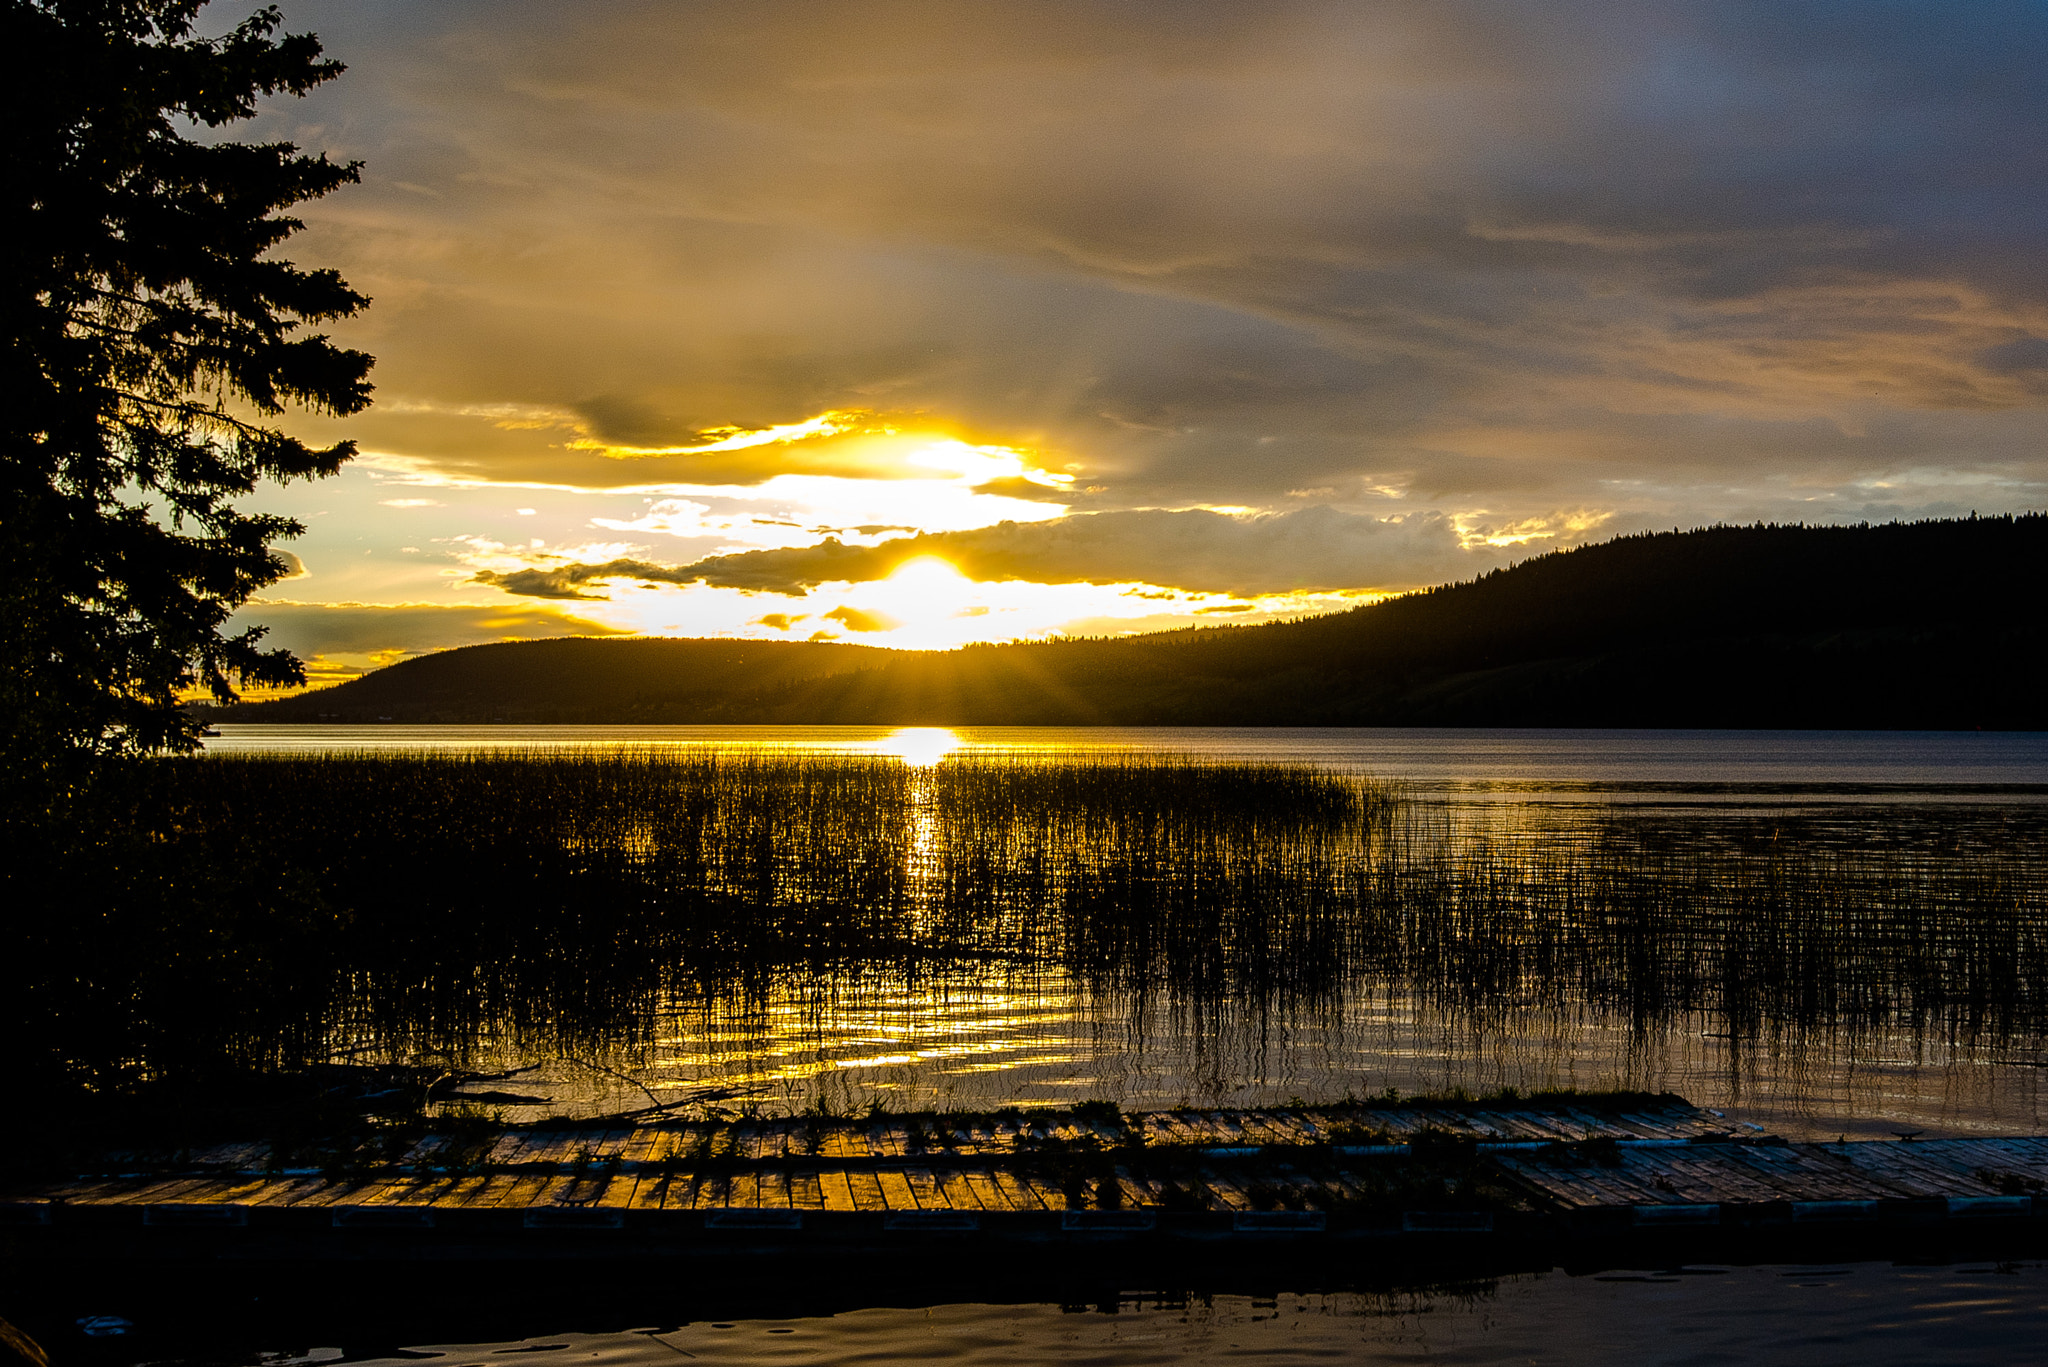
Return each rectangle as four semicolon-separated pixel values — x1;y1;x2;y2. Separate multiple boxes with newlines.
474;507;1488;599
270;0;2048;524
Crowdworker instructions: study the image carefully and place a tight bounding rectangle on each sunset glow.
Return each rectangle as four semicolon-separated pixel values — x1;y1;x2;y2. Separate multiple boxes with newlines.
224;0;2048;688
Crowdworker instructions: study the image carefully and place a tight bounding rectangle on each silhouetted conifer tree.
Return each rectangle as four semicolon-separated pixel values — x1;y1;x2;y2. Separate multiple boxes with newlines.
2;0;370;770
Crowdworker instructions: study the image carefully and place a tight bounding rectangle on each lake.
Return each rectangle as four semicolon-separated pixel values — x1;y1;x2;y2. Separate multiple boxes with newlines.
204;723;2048;798
35;1260;2048;1367
186;726;2048;1141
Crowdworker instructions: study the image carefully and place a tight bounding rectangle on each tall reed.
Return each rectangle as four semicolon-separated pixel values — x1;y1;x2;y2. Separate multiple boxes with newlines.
8;749;2045;1103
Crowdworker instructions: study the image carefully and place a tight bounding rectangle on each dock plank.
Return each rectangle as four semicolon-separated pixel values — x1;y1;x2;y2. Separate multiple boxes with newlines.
962;1168;1009;1212
847;1170;888;1213
243;1176;339;1208
1836;1146;1966;1199
423;1175;493;1210
1482;1113;1573;1142
875;1170;916;1211
429;1172;510;1210
904;1168;942;1211
936;1169;982;1211
614;1124;674;1166
594;1166;653;1209
1322;1172;1372;1205
650;1174;700;1212
1736;1147;1879;1201
1545;1167;1647;1208
9;1178;134;1204
1199;1173;1254;1212
485;1170;556;1211
485;1130;547;1168
523;1133;583;1168
1661;1153;1800;1205
614;1171;674;1210
586;1128;635;1164
535;1170;606;1208
28;1108;2048;1243
187;1141;271;1170
290;1177;386;1209
1632;1154;1756;1204
988;1169;1043;1211
818;1170;857;1213
173;1174;275;1207
359;1174;445;1207
101;1178;219;1206
688;1174;729;1211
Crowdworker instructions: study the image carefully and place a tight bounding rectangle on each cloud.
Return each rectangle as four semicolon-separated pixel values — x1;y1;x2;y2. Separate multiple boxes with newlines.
1981;337;2048;380
475;505;1503;600
471;557;684;600
246;0;2048;636
822;605;899;633
234;600;629;658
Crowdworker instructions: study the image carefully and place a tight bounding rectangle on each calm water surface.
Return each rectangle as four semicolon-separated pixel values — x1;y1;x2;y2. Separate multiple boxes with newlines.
60;1263;2048;1367
363;1266;2048;1367
206;724;2048;800
215;726;2048;1140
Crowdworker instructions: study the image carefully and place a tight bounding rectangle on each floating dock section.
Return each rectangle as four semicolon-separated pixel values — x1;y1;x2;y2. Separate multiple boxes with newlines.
5;1101;2045;1261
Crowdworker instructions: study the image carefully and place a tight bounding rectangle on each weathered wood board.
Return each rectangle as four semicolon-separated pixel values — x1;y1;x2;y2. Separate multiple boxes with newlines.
8;1103;2046;1253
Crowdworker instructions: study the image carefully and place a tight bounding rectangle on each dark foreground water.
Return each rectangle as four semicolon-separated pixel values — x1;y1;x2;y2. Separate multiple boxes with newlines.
38;1262;2048;1367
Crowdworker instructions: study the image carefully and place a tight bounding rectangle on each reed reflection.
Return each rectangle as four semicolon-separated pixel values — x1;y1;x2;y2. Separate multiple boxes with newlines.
13;750;2048;1134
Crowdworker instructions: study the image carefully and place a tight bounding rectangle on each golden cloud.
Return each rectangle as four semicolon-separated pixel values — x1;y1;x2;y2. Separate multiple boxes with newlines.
264;0;2048;586
472;505;1499;600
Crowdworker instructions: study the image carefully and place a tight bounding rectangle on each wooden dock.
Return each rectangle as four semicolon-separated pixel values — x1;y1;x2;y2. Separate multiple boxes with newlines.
6;1100;2046;1260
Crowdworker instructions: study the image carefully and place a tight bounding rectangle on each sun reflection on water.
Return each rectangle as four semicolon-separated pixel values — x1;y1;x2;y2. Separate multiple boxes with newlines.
876;726;961;766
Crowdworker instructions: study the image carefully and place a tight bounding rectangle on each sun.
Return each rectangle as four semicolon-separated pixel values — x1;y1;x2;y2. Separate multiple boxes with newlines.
871;555;973;612
833;557;974;644
887;555;968;588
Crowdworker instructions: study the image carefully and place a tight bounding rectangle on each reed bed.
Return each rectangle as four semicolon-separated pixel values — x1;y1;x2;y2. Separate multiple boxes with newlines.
1395;812;2048;1043
8;749;2047;1102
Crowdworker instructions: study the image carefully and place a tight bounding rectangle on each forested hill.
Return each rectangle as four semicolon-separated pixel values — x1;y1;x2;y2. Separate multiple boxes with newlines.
219;638;891;724
222;515;2048;728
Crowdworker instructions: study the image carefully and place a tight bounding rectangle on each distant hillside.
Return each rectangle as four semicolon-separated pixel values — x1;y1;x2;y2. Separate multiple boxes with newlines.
222;638;890;724
220;516;2048;728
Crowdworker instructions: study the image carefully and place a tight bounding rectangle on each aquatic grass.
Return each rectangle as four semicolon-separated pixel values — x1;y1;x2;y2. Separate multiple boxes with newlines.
7;749;1400;1097
8;749;2048;1112
918;751;1405;981
1378;809;2048;1046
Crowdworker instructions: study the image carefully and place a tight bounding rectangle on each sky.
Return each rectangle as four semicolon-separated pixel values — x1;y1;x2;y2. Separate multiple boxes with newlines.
231;0;2048;685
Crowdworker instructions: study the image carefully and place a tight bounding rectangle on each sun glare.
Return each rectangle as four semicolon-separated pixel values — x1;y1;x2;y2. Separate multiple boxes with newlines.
906;439;1074;488
571;410;868;457
878;727;961;767
566;410;1076;495
426;405;1355;648
887;555;967;587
